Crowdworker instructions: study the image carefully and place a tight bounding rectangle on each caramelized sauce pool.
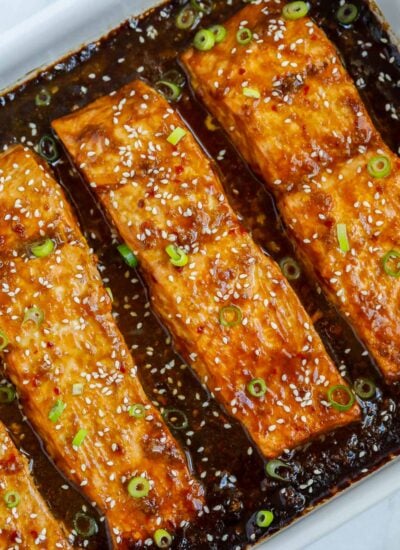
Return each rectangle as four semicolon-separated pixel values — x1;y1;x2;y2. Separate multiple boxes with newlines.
0;1;399;548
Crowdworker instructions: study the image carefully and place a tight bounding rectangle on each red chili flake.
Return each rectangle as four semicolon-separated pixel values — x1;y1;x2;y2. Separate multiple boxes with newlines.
303;85;310;95
271;105;278;112
53;387;61;396
119;365;126;374
10;531;20;542
175;165;184;175
30;530;39;540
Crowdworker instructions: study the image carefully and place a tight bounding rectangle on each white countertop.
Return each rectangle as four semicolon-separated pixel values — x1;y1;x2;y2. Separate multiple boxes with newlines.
0;1;399;549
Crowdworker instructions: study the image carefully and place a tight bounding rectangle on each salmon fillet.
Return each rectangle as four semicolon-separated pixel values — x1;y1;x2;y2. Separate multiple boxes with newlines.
181;0;400;381
0;421;71;549
0;145;203;547
52;79;360;459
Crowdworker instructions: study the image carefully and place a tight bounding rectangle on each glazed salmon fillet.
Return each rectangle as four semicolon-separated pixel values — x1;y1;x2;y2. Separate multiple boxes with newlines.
0;421;71;549
53;80;360;459
181;1;400;381
0;145;203;548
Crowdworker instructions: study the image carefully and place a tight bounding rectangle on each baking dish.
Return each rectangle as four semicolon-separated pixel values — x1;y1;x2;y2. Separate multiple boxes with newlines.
0;0;399;549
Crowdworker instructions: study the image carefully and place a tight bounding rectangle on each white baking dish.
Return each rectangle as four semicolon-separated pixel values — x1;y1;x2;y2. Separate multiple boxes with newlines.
0;0;399;548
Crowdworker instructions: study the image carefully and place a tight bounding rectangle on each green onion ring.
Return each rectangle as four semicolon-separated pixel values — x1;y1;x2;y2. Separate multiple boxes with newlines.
127;476;150;498
256;509;274;528
382;250;400;278
73;512;98;538
336;3;359;25
0;330;9;352
176;6;198;30
155;80;182;102
236;27;253;45
279;257;301;280
35;88;52;107
30;238;55;258
38;134;59;163
193;29;215;51
282;1;309;20
163;408;189;430
117;243;138;268
327;384;355;411
154;528;173;548
367;155;391;178
247;378;267;398
129;404;146;418
0;385;16;404
23;306;44;326
209;24;227;43
219;305;242;327
265;459;292;481
353;377;376;400
4;490;20;509
190;0;214;14
165;244;188;267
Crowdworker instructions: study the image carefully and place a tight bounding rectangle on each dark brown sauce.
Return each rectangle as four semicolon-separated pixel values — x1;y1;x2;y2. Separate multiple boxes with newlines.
0;1;399;548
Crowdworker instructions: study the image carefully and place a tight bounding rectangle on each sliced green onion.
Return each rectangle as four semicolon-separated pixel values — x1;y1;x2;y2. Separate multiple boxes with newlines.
382;250;400;278
205;114;218;131
336;223;350;253
162;69;186;88
72;383;84;396
156;80;182;102
367;155;391;178
265;459;291;481
48;399;66;423
0;330;9;352
30;238;55;258
154;529;173;548
165;244;188;267
236;27;253;45
73;512;98;538
256;509;274;528
167;127;187;145
247;378;267;397
117;243;138;268
129;403;145;418
176;6;198;30
72;428;88;448
163;408;189;430
4;491;20;509
0;385;16;404
282;1;309;20
38;135;59;163
193;29;215;51
209;24;227;43
219;305;242;327
35;89;52;107
190;0;214;14
243;87;260;99
336;3;359;25
127;476;150;498
353;377;376;400
23;306;44;326
279;257;301;280
105;287;114;302
327;384;355;411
